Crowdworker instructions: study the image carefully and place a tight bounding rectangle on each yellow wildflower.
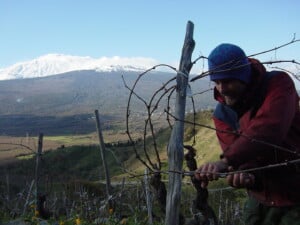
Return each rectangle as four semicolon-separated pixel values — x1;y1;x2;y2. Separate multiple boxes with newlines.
108;208;114;215
120;218;127;224
34;210;39;216
75;218;81;225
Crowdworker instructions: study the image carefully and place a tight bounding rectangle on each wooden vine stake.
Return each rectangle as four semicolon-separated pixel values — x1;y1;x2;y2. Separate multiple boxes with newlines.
165;21;195;225
144;168;153;224
95;110;113;208
35;133;43;215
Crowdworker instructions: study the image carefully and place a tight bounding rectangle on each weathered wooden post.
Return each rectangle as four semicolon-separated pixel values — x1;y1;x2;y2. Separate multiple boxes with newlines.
165;21;195;225
95;110;112;208
144;168;153;224
35;133;43;214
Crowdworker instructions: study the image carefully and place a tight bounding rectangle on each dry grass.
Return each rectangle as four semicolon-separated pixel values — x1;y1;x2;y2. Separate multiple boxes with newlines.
0;130;140;166
0;136;61;164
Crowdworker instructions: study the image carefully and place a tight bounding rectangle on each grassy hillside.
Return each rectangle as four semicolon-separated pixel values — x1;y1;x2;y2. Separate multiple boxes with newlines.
0;110;223;211
111;109;221;181
0;110;220;185
0;110;248;224
184;110;221;164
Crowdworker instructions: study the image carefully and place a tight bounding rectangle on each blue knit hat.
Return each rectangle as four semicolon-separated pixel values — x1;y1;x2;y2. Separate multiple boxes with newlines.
208;43;251;83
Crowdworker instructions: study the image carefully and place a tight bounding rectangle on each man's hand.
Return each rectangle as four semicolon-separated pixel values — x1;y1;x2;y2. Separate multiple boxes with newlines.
194;159;228;188
226;166;255;188
195;159;255;189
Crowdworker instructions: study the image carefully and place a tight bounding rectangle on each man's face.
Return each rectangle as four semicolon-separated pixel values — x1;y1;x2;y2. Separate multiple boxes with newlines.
214;78;247;106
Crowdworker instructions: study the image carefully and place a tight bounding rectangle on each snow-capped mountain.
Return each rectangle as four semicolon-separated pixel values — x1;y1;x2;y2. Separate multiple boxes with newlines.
0;54;160;80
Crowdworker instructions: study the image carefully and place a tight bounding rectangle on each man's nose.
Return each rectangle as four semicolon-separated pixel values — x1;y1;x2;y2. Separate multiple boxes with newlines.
218;82;228;94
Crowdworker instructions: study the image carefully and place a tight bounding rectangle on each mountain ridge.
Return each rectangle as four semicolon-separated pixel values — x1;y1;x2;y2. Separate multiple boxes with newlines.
0;54;161;80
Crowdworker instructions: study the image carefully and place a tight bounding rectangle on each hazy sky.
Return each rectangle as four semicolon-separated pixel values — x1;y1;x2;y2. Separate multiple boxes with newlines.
1;0;300;74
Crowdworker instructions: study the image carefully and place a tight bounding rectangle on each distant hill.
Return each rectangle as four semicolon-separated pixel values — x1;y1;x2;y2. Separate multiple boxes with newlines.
0;70;215;136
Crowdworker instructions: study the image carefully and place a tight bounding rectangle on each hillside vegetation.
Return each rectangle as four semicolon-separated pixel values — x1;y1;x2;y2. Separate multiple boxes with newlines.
0;110;220;188
0;110;249;224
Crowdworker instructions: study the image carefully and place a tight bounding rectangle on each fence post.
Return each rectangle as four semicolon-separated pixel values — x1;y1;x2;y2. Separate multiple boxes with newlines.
94;110;113;208
165;21;195;225
5;168;10;201
144;168;153;224
35;133;43;214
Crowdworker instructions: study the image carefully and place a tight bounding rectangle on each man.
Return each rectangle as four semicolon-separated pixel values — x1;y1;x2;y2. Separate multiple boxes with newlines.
194;43;300;224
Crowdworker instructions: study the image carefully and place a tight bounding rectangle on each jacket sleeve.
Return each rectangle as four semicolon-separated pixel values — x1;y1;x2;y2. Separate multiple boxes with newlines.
223;73;299;168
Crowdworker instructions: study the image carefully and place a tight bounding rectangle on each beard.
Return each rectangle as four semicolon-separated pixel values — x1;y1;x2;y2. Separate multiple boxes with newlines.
223;95;240;106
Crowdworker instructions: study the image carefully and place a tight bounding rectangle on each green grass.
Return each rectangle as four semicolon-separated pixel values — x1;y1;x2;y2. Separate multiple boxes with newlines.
16;154;35;160
44;134;97;145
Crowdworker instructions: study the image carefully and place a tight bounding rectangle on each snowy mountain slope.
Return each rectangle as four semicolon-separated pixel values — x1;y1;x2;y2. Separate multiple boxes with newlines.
0;54;160;80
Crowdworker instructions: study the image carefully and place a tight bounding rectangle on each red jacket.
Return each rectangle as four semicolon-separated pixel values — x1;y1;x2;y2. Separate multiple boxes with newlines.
212;58;300;206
